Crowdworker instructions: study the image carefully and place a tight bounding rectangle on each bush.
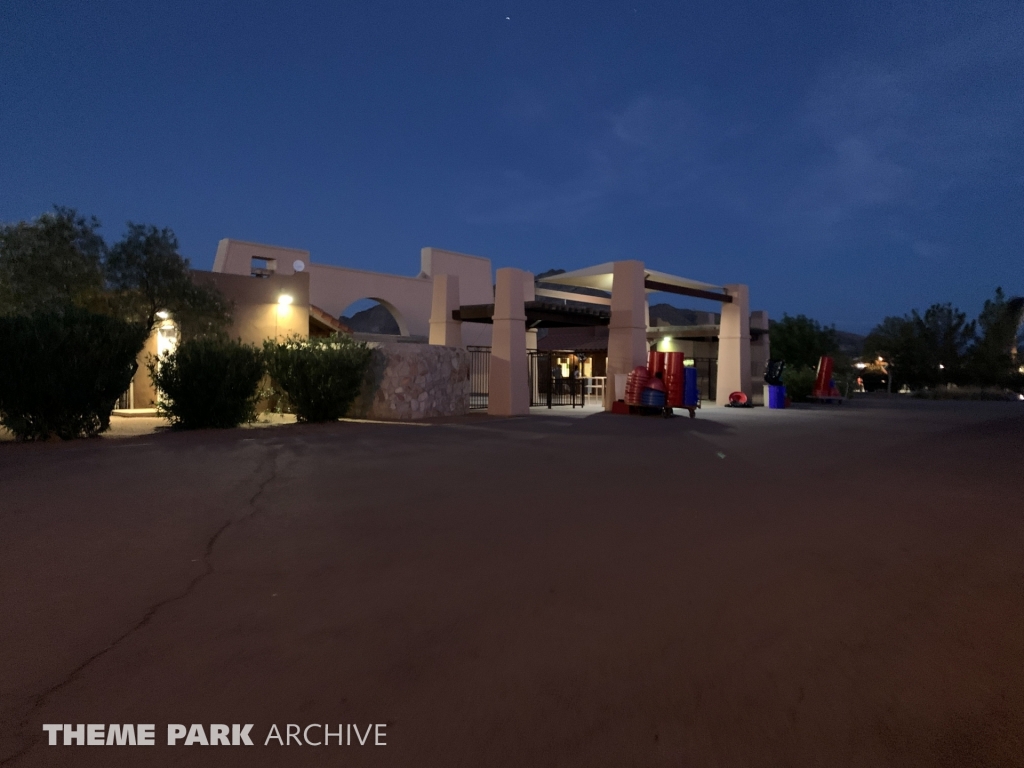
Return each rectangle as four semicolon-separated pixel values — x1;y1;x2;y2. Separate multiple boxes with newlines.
781;366;817;403
150;337;264;429
0;307;148;440
263;335;373;422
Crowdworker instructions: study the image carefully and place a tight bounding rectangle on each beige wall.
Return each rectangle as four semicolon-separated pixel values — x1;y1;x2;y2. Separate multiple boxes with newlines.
123;271;311;411
212;239;494;346
131;331;160;408
192;270;310;344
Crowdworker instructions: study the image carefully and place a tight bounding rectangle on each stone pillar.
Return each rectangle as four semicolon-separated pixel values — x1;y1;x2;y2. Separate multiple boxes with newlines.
716;283;751;405
604;260;649;410
749;310;770;404
488;268;530;416
428;274;463;347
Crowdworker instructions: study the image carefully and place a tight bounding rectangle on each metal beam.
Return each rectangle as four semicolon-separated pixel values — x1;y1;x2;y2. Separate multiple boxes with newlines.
644;279;733;303
534;287;611;306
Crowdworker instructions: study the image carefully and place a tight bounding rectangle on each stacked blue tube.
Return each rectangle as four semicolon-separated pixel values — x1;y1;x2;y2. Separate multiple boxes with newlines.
683;366;699;406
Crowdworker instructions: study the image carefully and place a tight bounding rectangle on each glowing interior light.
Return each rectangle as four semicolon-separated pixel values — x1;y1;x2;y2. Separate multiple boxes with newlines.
156;310;170;320
278;294;293;305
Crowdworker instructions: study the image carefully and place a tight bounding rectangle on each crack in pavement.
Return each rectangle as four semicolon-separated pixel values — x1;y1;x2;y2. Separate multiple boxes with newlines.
0;446;280;766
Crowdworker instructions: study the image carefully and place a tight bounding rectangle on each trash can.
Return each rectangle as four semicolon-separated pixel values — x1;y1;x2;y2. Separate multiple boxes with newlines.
767;384;786;409
683;366;699;407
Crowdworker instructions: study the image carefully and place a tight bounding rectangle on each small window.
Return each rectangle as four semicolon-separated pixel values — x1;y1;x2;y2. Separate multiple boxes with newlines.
251;257;277;277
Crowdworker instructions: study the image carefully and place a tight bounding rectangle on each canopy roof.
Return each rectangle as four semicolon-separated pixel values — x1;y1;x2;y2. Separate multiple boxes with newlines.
540;262;724;295
455;300;610;328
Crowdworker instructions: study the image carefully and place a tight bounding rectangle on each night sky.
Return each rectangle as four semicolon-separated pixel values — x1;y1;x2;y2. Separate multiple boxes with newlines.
2;1;1021;332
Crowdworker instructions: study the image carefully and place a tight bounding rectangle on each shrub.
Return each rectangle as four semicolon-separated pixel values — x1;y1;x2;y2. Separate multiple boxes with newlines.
263;335;373;422
150;337;264;429
0;307;148;440
781;366;817;403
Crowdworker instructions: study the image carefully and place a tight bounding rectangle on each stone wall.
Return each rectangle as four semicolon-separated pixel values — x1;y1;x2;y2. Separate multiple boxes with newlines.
348;342;471;420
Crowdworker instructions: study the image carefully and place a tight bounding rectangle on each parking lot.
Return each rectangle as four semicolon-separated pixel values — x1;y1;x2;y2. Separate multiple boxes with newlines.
2;398;1023;767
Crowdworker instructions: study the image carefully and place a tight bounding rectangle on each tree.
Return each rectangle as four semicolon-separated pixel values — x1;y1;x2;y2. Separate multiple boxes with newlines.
105;223;229;337
864;303;976;390
768;314;839;371
0;308;148;440
863;315;918;390
913;303;975;387
968;287;1024;387
0;207;106;316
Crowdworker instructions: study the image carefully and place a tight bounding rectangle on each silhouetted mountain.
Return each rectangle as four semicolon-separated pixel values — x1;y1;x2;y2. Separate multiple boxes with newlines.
340;304;400;335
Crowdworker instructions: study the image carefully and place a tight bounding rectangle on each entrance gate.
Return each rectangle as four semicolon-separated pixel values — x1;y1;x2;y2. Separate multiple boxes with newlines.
528;351;584;408
467;346;490;410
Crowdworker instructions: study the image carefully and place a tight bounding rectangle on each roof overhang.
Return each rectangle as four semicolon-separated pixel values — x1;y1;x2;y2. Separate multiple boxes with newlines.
455;301;610;328
541;262;729;301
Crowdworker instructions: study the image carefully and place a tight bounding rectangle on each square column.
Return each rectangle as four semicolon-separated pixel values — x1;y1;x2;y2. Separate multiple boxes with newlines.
749;310;770;404
604;260;649;410
488;268;530;416
428;274;463;347
716;283;751;405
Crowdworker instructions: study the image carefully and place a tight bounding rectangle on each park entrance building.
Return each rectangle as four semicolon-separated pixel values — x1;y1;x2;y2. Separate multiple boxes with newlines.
210;239;769;416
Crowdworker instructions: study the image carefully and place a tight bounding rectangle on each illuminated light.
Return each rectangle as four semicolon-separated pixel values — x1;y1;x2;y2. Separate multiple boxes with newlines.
277;294;293;305
938;364;945;370
855;362;866;369
156;310;170;320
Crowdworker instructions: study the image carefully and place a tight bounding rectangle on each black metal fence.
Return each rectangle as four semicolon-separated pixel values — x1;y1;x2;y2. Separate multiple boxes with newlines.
528;350;585;408
691;356;717;403
467;346;490;410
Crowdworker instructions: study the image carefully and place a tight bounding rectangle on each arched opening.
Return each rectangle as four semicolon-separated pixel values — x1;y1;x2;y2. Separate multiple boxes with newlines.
339;298;409;337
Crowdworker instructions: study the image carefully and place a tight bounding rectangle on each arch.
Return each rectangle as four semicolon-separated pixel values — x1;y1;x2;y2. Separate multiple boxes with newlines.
339;297;410;337
212;241;497;342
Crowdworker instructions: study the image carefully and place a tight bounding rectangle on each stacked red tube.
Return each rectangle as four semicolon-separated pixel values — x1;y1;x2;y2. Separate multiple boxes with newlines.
663;352;684;407
624;365;650;405
647;350;666;380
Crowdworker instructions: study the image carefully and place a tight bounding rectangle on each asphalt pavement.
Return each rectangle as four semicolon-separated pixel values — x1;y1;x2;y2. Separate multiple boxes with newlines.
1;398;1023;767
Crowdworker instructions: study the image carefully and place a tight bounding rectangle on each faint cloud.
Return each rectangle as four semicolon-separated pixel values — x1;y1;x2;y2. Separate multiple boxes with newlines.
782;135;909;230
911;240;951;262
468;95;710;225
780;11;1024;240
498;86;550;126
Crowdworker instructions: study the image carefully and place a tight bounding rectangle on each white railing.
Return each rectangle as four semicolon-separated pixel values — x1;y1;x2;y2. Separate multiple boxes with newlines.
584;377;606;405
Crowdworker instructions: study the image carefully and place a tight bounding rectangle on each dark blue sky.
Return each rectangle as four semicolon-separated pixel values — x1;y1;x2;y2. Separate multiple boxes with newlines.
2;1;1021;332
